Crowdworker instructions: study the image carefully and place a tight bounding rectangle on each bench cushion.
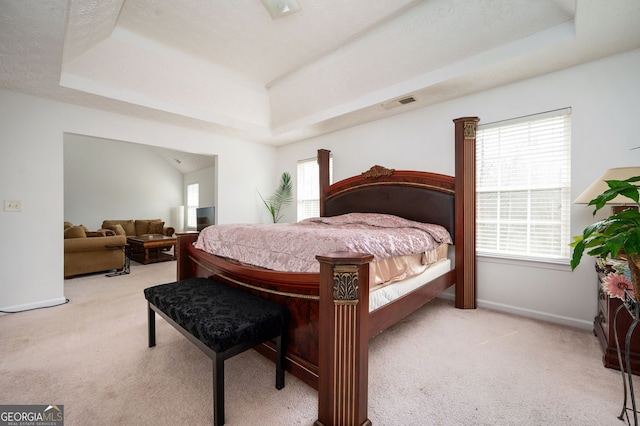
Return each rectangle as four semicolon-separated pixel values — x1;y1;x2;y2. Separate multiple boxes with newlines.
144;278;289;353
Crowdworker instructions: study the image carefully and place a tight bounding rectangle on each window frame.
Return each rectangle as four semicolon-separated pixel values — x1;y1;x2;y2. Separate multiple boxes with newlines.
186;183;199;230
297;155;333;221
475;108;572;264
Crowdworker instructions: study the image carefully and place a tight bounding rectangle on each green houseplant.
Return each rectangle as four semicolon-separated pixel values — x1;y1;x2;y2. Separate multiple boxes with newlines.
259;172;293;223
570;176;640;296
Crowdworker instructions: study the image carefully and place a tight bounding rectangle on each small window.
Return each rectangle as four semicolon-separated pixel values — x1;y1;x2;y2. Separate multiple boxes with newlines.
187;183;199;229
476;108;572;262
297;156;333;221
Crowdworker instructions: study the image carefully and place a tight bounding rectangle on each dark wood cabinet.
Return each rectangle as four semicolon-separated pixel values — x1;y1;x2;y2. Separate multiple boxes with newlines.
594;265;640;374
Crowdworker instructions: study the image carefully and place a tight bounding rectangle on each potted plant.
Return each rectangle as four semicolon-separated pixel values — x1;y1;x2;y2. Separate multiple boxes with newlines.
259;172;293;223
570;176;640;297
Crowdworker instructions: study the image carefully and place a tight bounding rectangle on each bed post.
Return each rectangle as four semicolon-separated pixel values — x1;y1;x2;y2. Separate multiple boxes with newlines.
176;232;199;281
315;252;374;426
453;117;479;309
318;149;331;217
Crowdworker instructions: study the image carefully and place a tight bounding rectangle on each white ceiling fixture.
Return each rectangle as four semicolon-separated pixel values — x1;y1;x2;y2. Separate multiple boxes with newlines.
261;0;301;19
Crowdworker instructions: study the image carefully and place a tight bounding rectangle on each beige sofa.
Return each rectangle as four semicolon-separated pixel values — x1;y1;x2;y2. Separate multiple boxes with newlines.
64;222;126;278
101;219;175;238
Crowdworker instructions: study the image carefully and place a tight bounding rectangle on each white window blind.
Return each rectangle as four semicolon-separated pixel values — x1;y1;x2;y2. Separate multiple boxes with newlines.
297;156;333;221
187;183;199;229
476;108;572;262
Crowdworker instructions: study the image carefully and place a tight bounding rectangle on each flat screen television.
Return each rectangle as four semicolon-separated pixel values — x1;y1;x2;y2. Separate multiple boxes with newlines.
196;207;215;231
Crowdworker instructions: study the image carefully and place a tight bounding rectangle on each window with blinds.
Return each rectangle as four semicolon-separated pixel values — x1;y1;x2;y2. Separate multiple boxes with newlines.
187;183;199;229
297;156;333;221
476;108;572;262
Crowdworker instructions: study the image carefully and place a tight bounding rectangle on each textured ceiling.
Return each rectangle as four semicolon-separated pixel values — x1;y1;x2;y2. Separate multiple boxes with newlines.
1;0;640;147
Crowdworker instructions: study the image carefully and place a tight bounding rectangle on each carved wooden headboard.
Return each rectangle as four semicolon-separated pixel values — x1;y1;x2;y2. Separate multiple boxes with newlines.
321;164;456;240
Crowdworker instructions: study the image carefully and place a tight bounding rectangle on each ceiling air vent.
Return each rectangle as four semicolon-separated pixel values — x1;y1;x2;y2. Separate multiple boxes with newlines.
382;96;417;110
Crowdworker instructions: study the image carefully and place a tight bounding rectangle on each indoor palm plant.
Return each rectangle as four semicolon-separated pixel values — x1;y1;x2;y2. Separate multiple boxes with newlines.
570;176;640;297
259;172;293;223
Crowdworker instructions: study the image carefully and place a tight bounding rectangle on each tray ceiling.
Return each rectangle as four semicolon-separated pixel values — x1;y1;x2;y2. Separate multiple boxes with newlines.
1;0;640;146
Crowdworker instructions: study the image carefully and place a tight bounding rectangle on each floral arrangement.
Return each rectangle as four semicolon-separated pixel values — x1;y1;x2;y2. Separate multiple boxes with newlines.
602;272;634;300
597;257;634;299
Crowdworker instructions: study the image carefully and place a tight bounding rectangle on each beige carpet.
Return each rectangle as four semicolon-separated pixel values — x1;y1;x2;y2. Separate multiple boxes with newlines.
0;260;630;425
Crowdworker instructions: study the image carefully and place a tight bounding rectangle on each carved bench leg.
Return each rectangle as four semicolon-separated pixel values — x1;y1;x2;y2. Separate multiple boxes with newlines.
275;335;285;390
148;303;156;347
213;353;225;426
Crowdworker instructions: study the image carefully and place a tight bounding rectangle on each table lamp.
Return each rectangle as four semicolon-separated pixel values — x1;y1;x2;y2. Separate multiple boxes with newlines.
574;167;640;214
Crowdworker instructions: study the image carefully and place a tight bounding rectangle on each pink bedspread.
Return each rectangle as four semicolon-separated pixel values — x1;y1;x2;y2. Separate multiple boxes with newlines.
193;213;452;273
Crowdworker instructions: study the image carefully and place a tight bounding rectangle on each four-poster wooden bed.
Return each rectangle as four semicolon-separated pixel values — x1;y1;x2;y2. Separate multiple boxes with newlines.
174;117;478;425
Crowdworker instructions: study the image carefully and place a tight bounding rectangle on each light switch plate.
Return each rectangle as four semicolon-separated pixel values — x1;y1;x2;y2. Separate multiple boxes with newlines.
4;200;22;212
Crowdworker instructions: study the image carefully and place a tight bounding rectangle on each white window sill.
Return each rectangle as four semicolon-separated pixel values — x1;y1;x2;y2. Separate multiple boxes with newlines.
477;253;571;272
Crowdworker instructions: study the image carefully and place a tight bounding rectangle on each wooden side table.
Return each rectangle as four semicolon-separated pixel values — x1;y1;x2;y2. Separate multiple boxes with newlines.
594;261;640;374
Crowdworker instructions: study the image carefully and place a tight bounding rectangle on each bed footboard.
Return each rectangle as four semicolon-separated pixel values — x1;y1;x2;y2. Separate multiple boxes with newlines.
179;234;375;424
176;232;323;388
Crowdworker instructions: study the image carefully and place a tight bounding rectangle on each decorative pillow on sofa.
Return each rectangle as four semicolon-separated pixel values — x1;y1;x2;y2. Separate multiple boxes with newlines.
135;220;151;236
135;219;162;235
102;220;135;236
148;221;165;235
64;226;87;239
107;224;127;236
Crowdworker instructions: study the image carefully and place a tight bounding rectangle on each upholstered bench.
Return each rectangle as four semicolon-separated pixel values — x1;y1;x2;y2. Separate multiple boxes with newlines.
144;277;290;426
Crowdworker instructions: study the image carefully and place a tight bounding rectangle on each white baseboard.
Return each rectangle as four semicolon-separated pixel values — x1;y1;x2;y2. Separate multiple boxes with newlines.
437;293;593;331
0;297;68;315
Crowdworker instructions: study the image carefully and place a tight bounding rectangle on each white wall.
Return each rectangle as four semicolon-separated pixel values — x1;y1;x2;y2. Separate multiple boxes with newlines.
64;134;184;230
0;89;276;312
277;48;640;330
